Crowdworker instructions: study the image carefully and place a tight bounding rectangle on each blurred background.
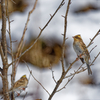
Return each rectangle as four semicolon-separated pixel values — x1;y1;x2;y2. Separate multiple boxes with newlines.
0;0;100;100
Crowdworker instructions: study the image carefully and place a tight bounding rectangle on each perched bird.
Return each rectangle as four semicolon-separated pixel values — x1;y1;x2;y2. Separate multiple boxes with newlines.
9;75;28;93
73;34;92;75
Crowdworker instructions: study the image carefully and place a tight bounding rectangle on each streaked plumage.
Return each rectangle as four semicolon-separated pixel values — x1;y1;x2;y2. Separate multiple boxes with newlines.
73;34;92;75
9;75;28;92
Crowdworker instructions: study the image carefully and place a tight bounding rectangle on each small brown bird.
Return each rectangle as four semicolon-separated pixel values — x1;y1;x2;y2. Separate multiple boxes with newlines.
9;75;28;92
73;34;92;75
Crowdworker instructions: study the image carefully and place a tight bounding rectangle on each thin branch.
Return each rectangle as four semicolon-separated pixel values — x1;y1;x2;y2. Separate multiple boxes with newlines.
65;52;100;81
0;73;4;79
24;61;50;96
91;52;100;64
61;0;71;73
57;64;83;92
89;45;97;54
9;0;39;70
48;0;71;100
49;67;56;83
75;29;100;61
57;75;74;92
14;0;38;66
57;51;100;92
6;0;15;99
8;0;65;67
65;64;83;79
64;51;100;78
65;29;100;76
87;29;100;48
23;92;28;100
48;14;100;100
0;42;5;63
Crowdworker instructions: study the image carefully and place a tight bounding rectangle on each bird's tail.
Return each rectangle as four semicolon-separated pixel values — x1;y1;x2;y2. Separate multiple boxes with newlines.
86;63;92;75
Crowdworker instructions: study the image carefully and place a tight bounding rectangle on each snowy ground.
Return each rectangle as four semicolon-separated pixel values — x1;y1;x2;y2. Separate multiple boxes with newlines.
0;0;100;100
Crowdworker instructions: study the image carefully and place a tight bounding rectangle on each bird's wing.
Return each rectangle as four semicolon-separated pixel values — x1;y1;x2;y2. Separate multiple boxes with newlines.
80;40;90;58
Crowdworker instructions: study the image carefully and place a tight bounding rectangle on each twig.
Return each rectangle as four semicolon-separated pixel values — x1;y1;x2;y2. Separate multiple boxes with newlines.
24;61;50;96
6;0;16;99
8;0;65;67
0;74;4;79
48;10;100;100
0;42;5;63
49;67;56;83
61;0;71;73
67;30;100;71
57;75;74;92
65;64;83;79
23;92;27;100
57;64;83;92
14;0;38;67
89;45;97;54
87;29;100;48
64;52;100;79
48;0;71;100
91;52;100;64
64;51;100;83
57;51;100;92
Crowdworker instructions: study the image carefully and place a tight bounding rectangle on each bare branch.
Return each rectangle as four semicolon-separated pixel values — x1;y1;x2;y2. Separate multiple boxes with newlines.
61;0;71;73
64;51;100;80
48;8;100;100
24;61;50;96
48;0;71;100
57;51;100;92
8;0;65;67
91;52;100;64
87;29;100;48
0;74;4;79
49;67;57;83
8;0;39;70
14;0;38;66
6;0;15;98
22;92;28;100
0;42;5;63
89;45;97;54
65;64;83;79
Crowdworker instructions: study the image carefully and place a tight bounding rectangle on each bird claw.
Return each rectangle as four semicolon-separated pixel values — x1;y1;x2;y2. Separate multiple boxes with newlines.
17;93;20;96
76;54;83;61
22;88;25;91
76;57;79;61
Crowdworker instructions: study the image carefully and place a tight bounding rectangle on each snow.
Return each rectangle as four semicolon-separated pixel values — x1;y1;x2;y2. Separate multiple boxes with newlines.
0;0;100;100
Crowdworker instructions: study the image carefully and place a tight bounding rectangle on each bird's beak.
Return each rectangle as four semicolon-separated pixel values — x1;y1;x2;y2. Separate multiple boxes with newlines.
72;36;74;38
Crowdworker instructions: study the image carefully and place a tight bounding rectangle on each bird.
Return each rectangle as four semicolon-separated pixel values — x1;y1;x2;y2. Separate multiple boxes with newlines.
73;34;92;75
9;75;28;93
